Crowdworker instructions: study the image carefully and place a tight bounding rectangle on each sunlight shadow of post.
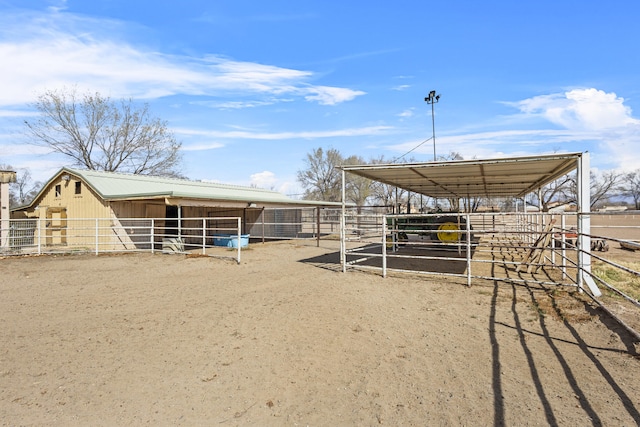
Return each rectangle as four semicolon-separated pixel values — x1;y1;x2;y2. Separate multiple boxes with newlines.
514;267;605;425
489;256;505;426
511;283;560;426
547;290;640;422
494;241;560;425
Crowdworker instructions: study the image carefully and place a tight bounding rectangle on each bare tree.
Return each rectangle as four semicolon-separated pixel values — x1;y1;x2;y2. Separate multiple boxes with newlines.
297;147;344;202
537;174;574;212
438;152;487;212
533;170;622;211
621;170;640;209
24;88;182;177
370;179;399;211
368;155;413;213
588;170;623;208
343;154;372;206
0;165;42;207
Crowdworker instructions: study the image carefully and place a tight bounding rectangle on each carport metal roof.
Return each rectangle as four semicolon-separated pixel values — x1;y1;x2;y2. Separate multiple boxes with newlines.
340;152;584;199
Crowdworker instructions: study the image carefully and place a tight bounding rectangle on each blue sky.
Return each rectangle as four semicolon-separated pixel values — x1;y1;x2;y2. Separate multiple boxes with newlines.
1;0;639;196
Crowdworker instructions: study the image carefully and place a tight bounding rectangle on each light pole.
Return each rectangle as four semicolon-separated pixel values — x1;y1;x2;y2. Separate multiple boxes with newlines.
424;90;440;161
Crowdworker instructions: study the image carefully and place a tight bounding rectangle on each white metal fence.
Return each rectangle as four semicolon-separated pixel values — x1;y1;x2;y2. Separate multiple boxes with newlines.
339;211;640;291
341;212;574;284
0;217;245;263
2;209;638;337
0;207;380;255
246;207;384;243
340;210;640;339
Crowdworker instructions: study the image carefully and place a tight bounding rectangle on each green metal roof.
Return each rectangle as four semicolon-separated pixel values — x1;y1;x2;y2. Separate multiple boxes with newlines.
33;167;341;207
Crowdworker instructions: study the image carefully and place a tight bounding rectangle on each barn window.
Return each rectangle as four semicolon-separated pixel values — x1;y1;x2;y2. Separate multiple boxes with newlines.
75;181;82;194
55;184;61;198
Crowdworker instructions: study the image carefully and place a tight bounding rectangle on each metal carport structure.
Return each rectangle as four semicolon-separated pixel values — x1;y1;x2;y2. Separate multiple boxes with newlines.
339;151;601;296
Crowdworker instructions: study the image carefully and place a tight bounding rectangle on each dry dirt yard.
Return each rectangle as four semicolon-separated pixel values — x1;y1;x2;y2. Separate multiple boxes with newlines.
1;240;639;426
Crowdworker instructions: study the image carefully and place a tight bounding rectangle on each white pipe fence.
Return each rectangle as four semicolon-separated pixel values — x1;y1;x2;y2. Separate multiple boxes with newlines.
2;209;639;338
340;210;640;339
340;211;639;290
0;217;244;263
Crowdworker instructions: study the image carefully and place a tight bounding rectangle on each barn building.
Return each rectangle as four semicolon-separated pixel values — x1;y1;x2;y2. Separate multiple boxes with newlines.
11;167;338;250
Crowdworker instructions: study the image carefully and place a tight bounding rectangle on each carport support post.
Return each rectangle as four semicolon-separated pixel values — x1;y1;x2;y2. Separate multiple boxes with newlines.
577;152;601;297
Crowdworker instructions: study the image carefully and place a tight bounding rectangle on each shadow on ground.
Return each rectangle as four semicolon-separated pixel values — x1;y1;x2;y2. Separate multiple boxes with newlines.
300;242;475;275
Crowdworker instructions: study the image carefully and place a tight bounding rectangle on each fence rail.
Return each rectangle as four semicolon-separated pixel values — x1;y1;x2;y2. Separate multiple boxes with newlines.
0;217;244;263
3;209;638;338
340;210;640;339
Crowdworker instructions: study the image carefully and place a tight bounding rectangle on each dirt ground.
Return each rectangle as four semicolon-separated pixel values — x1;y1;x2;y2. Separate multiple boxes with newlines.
1;240;639;426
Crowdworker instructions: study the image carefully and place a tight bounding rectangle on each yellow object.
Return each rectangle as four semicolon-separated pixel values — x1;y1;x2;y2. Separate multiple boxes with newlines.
437;222;459;242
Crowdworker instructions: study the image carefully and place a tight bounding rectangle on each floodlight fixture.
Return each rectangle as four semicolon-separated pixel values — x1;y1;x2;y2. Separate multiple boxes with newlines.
424;90;441;161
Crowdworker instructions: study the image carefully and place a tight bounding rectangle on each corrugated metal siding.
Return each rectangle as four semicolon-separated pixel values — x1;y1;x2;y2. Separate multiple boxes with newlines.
111;201;151;218
27;175;112;248
35;176;111;220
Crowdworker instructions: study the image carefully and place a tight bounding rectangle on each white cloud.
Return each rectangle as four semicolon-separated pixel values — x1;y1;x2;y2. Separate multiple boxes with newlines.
397;109;414;118
250;171;278;189
513;88;639;131
303;85;366;105
0;142;51;156
0;109;38;118
0;9;365;107
387;88;640;171
176;125;392;143
181;141;225;152
510;88;640;170
2;156;69;183
191;99;286;109
47;0;69;13
249;172;301;196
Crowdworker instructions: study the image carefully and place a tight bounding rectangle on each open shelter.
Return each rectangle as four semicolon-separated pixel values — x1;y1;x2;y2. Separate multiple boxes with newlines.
339;152;600;295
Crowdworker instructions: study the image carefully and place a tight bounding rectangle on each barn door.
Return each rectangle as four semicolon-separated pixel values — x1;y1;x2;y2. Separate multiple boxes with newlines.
165;205;179;237
45;208;67;246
